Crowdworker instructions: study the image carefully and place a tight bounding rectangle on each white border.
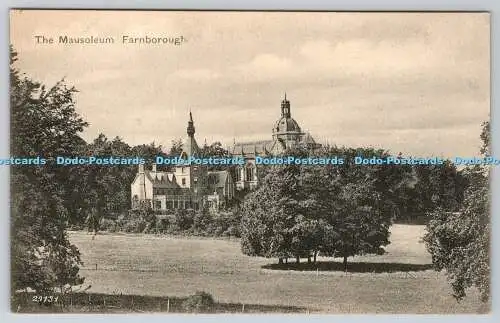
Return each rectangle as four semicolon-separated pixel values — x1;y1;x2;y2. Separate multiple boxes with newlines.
1;1;497;322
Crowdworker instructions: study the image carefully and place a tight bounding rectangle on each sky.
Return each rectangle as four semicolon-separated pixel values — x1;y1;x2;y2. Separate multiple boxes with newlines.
9;10;490;157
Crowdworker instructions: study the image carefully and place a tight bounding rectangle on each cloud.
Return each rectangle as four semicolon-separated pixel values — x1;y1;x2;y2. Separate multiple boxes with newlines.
170;68;220;81
236;53;294;81
10;11;490;157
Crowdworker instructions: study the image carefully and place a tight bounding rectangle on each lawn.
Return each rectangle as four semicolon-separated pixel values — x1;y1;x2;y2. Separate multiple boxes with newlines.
65;224;487;314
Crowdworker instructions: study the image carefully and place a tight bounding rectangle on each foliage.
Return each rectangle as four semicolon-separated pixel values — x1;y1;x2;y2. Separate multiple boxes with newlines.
99;218;117;233
181;291;215;313
66;135;167;226
480;120;490;156
10;46;85;292
307;147;394;268
175;209;195;231
240;158;302;260
241;147;401;267
408;162;466;216
201;141;233;172
169;138;183;156
192;207;213;234
424;122;490;302
94;207;241;238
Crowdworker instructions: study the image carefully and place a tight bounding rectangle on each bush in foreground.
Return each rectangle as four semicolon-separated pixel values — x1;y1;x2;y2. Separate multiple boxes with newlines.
181;291;215;313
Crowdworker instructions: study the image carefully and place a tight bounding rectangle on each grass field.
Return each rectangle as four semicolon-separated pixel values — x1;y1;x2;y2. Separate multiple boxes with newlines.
65;224;487;314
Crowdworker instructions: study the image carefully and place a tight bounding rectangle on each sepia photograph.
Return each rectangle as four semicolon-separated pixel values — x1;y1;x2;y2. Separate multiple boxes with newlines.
9;10;490;314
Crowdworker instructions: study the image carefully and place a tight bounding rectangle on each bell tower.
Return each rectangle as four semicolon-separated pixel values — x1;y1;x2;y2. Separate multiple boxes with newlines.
281;93;291;118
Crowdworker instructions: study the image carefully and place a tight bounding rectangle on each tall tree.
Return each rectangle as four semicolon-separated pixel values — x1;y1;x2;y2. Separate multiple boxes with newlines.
10;46;85;293
423;121;490;302
314;147;393;270
240;151;307;263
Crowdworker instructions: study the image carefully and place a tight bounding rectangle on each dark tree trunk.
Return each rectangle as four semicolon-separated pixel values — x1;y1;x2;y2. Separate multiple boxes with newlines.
285;258;288;264
278;258;283;264
296;256;300;264
307;256;311;263
343;255;348;272
313;251;317;263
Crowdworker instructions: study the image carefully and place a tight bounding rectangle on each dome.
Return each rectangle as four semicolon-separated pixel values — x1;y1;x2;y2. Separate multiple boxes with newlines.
273;117;302;134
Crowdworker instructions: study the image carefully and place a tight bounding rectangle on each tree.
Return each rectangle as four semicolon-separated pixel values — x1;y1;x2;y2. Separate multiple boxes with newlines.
10;46;85;293
423;121;490;302
201;141;233;171
480;120;490;156
240;146;396;268
314;147;393;271
132;141;166;163
169;138;183;156
240;158;306;263
408;161;466;217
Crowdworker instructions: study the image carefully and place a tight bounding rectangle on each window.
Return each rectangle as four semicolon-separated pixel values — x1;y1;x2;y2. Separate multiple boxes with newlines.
235;167;241;181
246;166;254;182
154;200;161;209
182;178;186;185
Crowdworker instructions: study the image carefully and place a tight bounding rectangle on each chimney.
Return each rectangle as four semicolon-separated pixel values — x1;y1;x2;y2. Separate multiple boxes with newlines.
152;163;157;173
139;164;144;174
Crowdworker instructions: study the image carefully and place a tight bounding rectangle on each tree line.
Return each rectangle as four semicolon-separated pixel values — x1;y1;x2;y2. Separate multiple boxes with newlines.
239;146;466;270
9;46;233;293
10;46;489;303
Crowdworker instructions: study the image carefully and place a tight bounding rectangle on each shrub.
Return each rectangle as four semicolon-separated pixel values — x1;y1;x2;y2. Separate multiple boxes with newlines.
155;218;169;234
175;209;195;231
122;218;147;233
99;218;117;232
181;291;215;313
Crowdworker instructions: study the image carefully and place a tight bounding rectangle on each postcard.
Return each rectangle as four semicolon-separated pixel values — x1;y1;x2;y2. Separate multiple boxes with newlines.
9;10;490;314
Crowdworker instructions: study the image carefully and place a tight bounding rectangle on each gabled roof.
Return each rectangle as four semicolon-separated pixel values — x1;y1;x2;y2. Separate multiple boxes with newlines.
147;171;180;189
231;140;274;157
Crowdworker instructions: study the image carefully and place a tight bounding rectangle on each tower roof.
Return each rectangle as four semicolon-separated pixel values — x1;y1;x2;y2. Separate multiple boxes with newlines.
274;94;302;134
187;111;195;137
181;112;201;159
